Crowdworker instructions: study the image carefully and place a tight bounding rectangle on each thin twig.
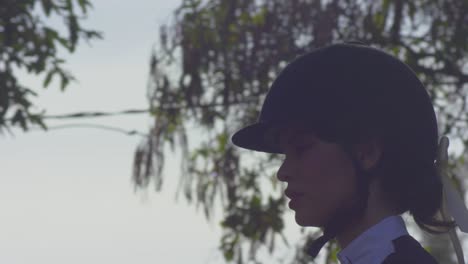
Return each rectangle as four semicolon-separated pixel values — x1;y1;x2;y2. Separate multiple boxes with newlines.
32;123;149;137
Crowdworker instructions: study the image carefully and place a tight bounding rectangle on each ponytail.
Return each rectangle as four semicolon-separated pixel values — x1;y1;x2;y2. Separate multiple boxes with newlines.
407;164;456;234
378;142;456;234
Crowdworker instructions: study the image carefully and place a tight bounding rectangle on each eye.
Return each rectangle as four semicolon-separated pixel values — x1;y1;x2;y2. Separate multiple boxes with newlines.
295;145;313;155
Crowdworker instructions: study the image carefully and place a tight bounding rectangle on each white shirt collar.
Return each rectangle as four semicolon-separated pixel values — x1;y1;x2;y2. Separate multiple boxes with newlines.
337;215;409;264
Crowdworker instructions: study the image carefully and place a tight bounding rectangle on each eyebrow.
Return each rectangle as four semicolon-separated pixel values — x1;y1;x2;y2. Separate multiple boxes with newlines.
291;131;313;143
279;128;314;147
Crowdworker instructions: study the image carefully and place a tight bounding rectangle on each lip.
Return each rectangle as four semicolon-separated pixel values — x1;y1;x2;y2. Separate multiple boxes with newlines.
285;189;305;209
285;189;305;200
288;195;303;209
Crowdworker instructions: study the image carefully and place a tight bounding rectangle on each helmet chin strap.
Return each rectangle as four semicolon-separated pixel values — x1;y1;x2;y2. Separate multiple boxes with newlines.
305;147;372;259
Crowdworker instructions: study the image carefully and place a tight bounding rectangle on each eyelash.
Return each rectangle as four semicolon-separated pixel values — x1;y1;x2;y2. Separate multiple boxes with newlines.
295;145;313;155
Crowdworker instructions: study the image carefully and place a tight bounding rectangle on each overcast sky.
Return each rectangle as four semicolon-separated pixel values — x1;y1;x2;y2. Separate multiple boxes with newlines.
1;1;466;264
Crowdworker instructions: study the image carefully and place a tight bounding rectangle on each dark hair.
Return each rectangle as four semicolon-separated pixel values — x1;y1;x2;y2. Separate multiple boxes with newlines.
376;133;456;234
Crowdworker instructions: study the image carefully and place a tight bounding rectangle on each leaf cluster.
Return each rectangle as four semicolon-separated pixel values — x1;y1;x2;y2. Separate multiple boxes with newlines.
0;0;102;131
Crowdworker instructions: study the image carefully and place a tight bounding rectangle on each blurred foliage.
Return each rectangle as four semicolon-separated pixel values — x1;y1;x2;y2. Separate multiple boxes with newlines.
0;0;102;132
134;0;468;263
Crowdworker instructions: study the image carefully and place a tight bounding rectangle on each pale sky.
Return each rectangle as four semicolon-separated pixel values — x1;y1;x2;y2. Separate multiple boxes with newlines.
1;1;466;264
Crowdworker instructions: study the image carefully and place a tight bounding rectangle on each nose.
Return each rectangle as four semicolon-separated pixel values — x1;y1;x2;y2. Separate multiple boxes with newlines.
276;159;290;182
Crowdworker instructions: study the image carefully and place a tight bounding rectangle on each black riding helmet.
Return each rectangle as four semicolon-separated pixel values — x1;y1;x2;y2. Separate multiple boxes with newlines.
230;42;439;258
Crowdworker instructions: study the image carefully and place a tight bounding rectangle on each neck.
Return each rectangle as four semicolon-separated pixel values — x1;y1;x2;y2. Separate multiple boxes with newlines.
336;208;396;249
335;180;399;249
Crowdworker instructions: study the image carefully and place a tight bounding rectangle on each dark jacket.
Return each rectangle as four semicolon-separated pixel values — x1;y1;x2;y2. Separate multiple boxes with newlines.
382;235;439;264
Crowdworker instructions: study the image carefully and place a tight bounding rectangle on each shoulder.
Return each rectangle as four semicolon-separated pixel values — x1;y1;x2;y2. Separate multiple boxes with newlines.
382;235;438;264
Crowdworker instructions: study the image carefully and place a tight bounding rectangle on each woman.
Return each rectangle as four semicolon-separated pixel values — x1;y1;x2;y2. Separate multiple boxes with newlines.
231;42;466;263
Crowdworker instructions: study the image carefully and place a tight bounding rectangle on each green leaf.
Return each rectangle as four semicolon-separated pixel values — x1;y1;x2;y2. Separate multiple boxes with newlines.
252;7;267;26
11;110;27;131
407;2;416;21
217;132;228;152
68;14;79;51
251;195;261;208
374;12;385;30
43;69;55;88
28;113;47;130
41;0;53;16
224;248;234;261
77;0;89;13
423;245;432;253
56;36;71;50
60;71;69;90
85;30;104;40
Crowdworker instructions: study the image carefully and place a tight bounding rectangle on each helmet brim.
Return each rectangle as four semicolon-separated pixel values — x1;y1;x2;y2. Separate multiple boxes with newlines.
231;122;283;154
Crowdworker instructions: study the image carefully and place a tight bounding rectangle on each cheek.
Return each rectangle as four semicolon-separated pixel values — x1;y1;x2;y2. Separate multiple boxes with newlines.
306;147;356;188
294;166;339;225
299;153;347;187
295;150;357;226
318;153;357;201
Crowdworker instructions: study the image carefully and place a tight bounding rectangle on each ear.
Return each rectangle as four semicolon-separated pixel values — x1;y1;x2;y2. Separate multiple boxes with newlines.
354;137;383;171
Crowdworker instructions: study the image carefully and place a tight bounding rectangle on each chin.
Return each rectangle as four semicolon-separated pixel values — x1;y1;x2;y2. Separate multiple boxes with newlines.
295;214;324;227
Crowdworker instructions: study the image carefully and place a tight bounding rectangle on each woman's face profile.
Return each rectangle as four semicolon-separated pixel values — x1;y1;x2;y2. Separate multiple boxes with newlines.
276;125;358;227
